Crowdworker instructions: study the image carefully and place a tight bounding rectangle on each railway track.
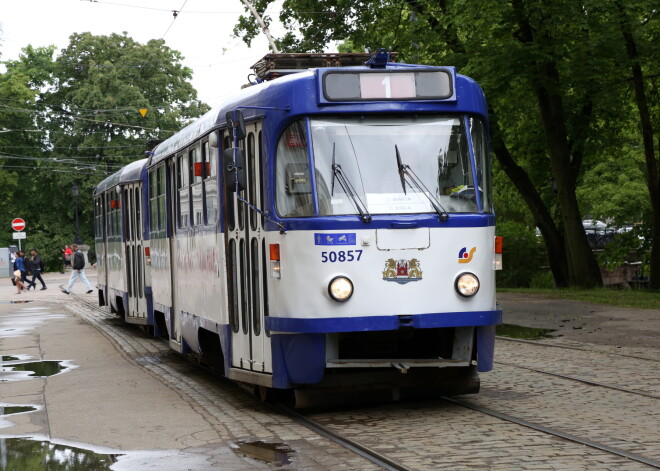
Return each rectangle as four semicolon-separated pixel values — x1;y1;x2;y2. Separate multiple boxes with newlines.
497;335;660;362
68;291;660;470
443;396;660;469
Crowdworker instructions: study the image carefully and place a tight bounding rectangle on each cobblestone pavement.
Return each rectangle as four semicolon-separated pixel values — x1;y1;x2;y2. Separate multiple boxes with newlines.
307;338;660;471
65;301;380;470
3;273;658;470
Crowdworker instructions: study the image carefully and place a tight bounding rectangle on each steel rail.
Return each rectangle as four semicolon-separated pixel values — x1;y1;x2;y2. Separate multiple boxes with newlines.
496;360;660;399
443;397;660;469
496;335;660;362
270;403;412;471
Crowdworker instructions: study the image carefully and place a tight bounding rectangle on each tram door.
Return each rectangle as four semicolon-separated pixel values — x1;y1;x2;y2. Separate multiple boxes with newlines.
123;184;147;323
226;122;271;374
168;159;182;349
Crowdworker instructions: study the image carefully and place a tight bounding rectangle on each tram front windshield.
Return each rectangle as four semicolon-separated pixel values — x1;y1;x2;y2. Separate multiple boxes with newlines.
275;116;492;218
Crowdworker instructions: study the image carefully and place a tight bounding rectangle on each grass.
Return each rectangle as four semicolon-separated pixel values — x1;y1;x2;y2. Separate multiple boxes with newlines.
497;287;660;310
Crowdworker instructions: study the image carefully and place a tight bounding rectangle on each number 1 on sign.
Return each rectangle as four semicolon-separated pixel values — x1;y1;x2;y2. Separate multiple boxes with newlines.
381;76;391;98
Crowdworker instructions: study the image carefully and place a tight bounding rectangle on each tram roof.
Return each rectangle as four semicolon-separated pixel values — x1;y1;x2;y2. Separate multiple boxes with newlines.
94;158;147;195
148;62;487;167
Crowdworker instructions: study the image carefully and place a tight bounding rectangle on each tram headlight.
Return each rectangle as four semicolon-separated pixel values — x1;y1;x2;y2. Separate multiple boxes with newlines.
328;276;353;302
455;272;480;297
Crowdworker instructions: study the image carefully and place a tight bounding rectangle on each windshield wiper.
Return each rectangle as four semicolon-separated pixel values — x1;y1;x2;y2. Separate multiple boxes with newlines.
395;145;449;222
331;143;372;223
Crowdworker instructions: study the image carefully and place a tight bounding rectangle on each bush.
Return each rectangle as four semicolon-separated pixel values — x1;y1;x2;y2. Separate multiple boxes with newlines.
496;220;547;288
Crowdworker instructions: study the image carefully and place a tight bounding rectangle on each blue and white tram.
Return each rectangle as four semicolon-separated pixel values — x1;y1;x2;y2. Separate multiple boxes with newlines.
96;52;503;405
94;158;152;327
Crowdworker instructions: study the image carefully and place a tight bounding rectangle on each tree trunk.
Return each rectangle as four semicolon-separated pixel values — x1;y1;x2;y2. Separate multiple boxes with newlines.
618;2;660;290
510;0;602;288
490;117;570;287
531;62;603;288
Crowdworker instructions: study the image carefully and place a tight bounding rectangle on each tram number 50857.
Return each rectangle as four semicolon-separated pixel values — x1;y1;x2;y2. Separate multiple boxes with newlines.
321;250;363;263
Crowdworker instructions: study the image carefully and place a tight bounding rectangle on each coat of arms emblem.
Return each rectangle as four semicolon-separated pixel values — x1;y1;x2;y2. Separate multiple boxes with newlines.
382;258;423;284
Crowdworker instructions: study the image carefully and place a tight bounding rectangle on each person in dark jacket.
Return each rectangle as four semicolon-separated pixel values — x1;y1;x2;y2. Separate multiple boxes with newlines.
29;249;47;290
61;244;93;294
16;251;36;291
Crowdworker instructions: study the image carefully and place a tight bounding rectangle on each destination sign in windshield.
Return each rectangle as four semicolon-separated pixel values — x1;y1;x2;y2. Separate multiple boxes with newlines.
322;69;454;102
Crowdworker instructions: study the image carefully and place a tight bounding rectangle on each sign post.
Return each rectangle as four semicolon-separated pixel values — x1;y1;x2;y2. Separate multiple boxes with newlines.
11;218;26;251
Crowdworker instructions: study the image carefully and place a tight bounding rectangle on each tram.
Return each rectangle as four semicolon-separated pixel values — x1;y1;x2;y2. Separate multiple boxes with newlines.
94;51;503;406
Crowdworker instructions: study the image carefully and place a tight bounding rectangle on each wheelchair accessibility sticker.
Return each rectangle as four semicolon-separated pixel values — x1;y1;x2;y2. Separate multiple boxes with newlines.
314;233;356;246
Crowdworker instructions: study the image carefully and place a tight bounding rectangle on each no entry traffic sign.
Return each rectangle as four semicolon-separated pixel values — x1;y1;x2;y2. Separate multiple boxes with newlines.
12;218;25;231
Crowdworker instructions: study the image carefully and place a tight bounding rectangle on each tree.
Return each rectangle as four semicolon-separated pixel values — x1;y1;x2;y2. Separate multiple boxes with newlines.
614;2;660;290
0;33;209;261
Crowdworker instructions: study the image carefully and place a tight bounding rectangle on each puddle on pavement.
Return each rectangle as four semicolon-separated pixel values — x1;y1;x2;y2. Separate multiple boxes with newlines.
497;323;555;340
0;360;74;382
233;440;294;466
0;437;121;470
0;405;38;416
1;355;20;362
0;300;35;304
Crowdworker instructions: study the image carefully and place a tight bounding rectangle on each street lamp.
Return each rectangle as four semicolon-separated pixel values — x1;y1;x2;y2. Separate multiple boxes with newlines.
72;183;83;245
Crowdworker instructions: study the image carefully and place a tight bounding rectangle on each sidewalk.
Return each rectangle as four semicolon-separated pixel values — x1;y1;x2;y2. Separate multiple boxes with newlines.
0;268;98;302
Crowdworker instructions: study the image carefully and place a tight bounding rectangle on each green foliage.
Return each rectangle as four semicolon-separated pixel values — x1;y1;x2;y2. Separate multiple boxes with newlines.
0;33;209;254
496;220;547;288
233;0;659;288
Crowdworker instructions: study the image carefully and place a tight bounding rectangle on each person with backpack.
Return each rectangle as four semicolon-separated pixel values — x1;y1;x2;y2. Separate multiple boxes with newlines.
29;249;47;290
61;244;94;294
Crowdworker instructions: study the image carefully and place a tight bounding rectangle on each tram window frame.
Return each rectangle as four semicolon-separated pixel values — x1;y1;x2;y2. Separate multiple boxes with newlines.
94;197;104;239
203;137;219;225
247;131;260;231
190;145;204;227
149;169;158;234
112;186;122;238
275;119;314;218
177;153;191;229
157;165;166;234
223;134;236;231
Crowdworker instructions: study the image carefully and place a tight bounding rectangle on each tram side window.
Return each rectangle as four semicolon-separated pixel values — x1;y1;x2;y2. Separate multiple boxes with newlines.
157;166;166;233
224;135;235;231
203;139;218;224
149;169;158;234
177;154;191;228
115;188;122;237
94;197;104;239
275;120;314;217
470;117;492;213
191;146;203;226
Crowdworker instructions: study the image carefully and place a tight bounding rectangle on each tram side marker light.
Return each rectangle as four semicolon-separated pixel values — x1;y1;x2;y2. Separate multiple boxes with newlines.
144;247;151;265
269;244;280;261
494;236;503;270
270;244;281;278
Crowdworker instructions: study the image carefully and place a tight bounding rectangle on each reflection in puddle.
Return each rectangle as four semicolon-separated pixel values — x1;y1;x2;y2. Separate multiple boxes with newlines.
0;356;19;362
0;300;35;304
0;437;121;470
0;405;38;416
497;323;555;340
0;360;75;382
233;440;294;466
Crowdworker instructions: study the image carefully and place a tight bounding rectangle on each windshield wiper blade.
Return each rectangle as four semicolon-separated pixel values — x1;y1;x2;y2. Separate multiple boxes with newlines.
332;143;372;223
395;145;407;195
395;145;449;222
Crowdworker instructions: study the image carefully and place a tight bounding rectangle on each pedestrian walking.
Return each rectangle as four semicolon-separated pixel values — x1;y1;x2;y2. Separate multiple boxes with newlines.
16;251;36;291
29;249;47;290
13;269;26;294
62;244;94;294
61;245;73;273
